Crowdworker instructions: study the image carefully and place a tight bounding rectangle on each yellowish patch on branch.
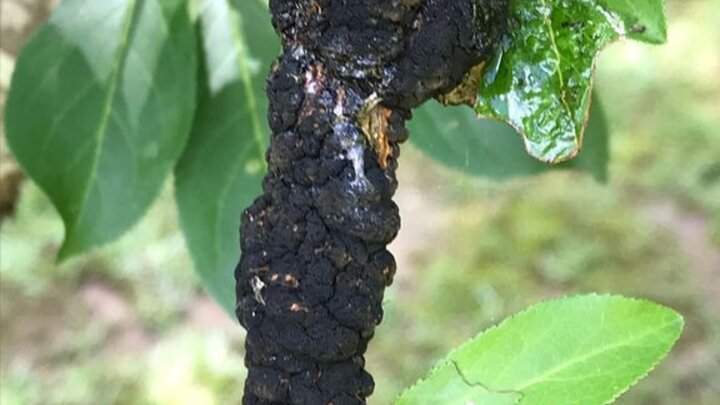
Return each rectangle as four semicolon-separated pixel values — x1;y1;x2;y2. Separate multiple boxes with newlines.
358;94;393;169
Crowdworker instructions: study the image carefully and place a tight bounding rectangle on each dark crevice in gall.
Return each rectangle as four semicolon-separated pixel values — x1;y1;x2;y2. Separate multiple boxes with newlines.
236;1;508;403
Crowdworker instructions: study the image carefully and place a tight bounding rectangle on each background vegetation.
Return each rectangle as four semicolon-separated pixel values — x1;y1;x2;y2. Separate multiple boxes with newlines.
1;0;718;404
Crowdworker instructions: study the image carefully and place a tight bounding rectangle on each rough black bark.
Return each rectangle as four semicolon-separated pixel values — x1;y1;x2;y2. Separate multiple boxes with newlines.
236;1;507;404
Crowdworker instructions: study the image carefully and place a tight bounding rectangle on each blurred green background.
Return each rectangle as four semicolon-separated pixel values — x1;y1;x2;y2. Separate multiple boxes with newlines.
1;0;718;404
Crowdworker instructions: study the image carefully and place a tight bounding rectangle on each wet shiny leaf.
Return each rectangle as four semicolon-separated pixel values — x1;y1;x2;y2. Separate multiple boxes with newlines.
411;92;609;181
602;0;668;44
475;0;666;162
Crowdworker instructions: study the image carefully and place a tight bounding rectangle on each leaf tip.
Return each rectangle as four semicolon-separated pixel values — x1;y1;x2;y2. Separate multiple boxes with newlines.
56;237;81;264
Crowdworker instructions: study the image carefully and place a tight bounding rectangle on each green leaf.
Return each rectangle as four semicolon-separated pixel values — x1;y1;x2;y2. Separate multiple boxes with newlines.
600;0;668;44
410;93;609;181
395;362;521;405
5;0;197;260
396;294;683;405
475;0;666;163
175;0;278;314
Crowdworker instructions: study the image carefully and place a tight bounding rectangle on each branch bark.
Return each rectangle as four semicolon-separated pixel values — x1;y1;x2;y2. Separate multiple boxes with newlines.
235;1;507;403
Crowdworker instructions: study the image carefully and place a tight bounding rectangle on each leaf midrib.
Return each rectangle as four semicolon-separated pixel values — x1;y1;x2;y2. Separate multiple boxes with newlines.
63;0;140;253
538;0;576;141
228;1;266;163
506;318;679;392
211;0;267;272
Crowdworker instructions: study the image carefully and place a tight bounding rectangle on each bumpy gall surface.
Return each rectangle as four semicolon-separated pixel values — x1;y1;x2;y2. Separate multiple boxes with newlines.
236;1;507;403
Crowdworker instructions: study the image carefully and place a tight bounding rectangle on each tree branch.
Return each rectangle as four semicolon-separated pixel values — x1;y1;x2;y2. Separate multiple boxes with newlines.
236;1;507;403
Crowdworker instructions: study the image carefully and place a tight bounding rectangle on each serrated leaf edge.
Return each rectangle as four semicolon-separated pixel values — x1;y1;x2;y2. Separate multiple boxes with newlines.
394;293;683;405
474;0;668;164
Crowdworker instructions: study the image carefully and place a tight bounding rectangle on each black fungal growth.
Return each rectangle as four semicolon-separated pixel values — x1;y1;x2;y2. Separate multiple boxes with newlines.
235;1;507;404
